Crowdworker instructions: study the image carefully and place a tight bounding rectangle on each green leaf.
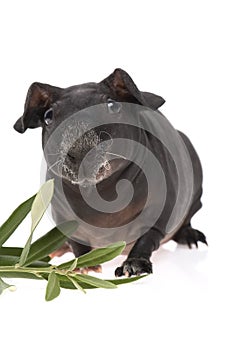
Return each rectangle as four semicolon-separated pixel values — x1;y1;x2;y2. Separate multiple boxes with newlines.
0;255;51;268
57;241;125;270
0;271;41;280
31;179;54;233
55;273;148;290
18;235;33;267
23;221;78;266
0;247;23;257
75;241;126;268
107;274;148;285
73;274;117;289
0;247;50;262
0;255;22;266
0;277;15;295
0;270;39;280
67;258;78;271
19;180;54;267
0;194;35;247
45;271;60;301
42;274;94;290
67;275;86;293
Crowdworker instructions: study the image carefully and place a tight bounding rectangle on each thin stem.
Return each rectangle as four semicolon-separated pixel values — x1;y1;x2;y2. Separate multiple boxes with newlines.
0;265;53;274
0;265;80;278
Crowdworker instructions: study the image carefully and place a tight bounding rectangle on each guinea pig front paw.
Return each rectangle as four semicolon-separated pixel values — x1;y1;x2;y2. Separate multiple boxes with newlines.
115;257;152;277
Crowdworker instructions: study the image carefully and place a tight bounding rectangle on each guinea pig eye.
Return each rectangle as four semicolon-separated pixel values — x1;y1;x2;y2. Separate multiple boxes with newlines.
107;99;122;114
44;108;54;125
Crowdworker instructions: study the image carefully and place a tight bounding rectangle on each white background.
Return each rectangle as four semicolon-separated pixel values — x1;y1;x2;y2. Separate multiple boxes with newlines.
0;1;232;349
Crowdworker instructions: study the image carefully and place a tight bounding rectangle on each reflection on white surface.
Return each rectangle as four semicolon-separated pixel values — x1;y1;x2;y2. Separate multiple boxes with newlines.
1;241;228;350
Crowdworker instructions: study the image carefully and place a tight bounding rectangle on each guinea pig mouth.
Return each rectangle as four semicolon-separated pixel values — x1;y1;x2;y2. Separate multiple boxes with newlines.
75;160;112;187
62;158;124;187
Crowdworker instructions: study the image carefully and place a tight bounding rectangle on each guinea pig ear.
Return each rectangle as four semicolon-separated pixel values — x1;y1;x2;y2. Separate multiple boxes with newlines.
140;91;165;110
101;68;165;109
14;82;62;133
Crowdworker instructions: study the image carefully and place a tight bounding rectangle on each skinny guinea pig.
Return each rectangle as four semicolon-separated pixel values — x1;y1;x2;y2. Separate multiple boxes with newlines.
14;69;207;277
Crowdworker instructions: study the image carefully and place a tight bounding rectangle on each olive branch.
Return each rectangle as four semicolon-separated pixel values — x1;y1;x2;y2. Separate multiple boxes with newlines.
0;180;146;301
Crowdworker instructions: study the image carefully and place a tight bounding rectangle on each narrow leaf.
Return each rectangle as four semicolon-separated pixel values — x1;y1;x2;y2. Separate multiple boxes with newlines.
67;258;78;271
76;241;126;268
55;274;148;290
0;247;23;257
0;247;50;262
19;180;54;267
42;274;95;290
24;221;78;266
0;194;35;247
0;255;22;266
31;179;54;233
18;233;33;266
0;277;15;295
67;275;86;293
73;274;117;289
107;274;148;285
45;271;60;301
0;272;40;280
0;255;50;268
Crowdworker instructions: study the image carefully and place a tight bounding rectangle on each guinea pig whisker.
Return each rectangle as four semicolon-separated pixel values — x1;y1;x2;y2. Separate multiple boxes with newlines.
48;159;62;172
106;152;127;160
